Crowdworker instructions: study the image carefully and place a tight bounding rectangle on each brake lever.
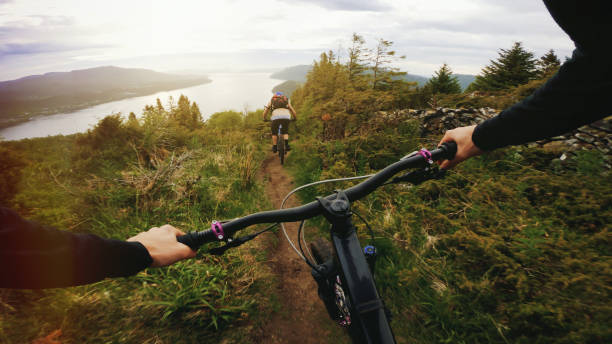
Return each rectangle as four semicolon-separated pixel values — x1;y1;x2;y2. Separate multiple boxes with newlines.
389;166;447;185
208;235;248;255
207;223;278;255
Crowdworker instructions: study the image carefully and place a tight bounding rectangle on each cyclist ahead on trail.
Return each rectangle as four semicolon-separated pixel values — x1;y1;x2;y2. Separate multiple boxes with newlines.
263;92;297;153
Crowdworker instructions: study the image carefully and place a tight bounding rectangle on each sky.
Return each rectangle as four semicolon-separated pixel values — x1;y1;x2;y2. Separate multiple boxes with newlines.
0;0;574;81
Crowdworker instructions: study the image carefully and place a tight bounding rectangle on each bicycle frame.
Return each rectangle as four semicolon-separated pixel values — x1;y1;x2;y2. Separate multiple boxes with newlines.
312;188;394;342
330;215;395;342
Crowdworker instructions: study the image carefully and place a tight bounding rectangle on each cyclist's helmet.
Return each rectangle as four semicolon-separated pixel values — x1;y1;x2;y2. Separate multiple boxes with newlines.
275;91;284;96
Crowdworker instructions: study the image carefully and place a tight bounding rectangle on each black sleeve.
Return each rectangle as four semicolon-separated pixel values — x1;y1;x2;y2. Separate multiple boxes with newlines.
472;0;612;151
0;207;153;289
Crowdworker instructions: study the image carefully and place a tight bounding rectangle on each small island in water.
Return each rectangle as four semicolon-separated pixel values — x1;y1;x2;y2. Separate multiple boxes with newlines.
0;66;211;129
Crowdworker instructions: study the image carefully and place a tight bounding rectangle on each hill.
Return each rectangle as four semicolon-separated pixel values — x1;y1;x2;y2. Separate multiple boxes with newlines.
399;73;429;86
272;80;301;97
270;65;311;82
270;65;475;93
455;74;476;90
0;66;211;128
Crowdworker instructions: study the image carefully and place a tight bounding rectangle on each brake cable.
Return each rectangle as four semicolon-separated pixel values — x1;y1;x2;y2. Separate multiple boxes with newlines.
280;174;375;262
208;150;448;258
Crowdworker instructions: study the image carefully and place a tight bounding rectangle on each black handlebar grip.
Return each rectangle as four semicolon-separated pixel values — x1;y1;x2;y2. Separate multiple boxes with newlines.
439;141;457;161
177;230;215;251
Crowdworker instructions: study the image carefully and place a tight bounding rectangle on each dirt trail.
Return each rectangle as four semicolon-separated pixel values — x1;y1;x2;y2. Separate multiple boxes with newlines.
254;154;347;344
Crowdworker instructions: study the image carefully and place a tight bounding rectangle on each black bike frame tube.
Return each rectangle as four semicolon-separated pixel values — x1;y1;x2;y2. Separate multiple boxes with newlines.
332;223;395;344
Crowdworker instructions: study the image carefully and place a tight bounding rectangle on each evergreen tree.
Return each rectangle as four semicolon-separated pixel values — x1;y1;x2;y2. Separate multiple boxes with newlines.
467;42;537;91
174;94;192;127
190;102;203;129
156;98;164;112
536;49;561;78
371;38;406;91
426;64;461;94
347;33;370;88
291;33;415;139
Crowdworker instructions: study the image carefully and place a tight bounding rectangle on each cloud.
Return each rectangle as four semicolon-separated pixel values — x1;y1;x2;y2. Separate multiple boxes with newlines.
281;0;390;12
0;42;68;55
0;15;92;58
0;0;575;79
0;42;111;56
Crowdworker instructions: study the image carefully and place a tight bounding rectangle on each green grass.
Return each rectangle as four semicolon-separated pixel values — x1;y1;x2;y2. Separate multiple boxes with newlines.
286;132;611;344
0;107;277;343
1;102;610;343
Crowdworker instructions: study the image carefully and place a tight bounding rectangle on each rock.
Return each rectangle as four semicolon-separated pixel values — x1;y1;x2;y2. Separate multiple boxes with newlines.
577;126;601;137
575;133;595;144
410;107;610;169
550;135;567;141
590;119;612;133
542;141;567;152
566;138;578;145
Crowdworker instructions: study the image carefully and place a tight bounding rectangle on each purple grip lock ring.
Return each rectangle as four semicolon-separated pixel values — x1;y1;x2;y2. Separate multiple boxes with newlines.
211;221;225;240
418;148;433;164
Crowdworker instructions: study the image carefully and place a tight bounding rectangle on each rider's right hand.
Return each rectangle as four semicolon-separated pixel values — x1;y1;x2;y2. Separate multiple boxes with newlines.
437;125;484;169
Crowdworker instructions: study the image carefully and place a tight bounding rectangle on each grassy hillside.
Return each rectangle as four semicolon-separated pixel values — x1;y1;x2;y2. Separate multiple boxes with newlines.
0;98;277;343
1;50;609;343
283;47;611;343
285;118;610;344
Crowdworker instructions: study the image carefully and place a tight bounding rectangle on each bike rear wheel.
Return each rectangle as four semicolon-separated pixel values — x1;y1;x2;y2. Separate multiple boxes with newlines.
278;138;285;165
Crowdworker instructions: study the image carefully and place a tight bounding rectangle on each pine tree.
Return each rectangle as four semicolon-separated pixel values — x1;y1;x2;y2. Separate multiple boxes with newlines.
347;33;370;88
468;42;537;91
371;38;406;91
426;64;461;94
536;49;561;78
190;102;202;129
174;94;192;127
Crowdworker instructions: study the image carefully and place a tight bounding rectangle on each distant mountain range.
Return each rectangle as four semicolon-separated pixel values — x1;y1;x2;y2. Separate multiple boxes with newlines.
0;66;210;128
270;65;311;83
270;65;475;96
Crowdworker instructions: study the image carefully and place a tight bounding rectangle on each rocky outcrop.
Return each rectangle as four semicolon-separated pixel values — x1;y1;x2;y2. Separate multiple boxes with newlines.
381;108;612;169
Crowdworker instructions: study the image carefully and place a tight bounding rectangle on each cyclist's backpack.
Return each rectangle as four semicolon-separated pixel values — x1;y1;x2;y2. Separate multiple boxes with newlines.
271;94;289;110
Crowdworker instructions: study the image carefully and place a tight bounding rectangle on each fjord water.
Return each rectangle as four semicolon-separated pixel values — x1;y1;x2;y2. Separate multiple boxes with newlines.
0;73;281;141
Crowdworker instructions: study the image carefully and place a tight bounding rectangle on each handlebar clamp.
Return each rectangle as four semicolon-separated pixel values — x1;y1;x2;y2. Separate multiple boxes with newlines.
317;190;352;229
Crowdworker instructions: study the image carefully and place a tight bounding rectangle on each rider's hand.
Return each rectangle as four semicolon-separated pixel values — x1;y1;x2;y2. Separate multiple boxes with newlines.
437;125;484;169
128;225;196;267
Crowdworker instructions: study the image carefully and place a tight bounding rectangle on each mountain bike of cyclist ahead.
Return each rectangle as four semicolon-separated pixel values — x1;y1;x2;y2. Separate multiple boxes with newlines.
263;91;297;165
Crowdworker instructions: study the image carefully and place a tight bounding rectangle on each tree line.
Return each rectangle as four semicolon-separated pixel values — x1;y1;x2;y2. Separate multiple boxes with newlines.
290;34;562;141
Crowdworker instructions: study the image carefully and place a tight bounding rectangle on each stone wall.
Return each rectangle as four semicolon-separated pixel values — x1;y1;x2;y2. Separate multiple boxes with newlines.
384;108;612;169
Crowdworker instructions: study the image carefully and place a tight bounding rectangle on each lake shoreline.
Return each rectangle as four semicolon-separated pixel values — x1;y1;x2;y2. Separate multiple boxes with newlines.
0;78;212;130
0;73;282;141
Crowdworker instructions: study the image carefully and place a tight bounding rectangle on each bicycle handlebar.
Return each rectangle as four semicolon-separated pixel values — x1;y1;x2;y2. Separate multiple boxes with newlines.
177;142;457;251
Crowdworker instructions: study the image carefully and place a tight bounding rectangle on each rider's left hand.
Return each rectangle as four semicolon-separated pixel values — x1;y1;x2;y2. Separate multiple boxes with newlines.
128;225;196;267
